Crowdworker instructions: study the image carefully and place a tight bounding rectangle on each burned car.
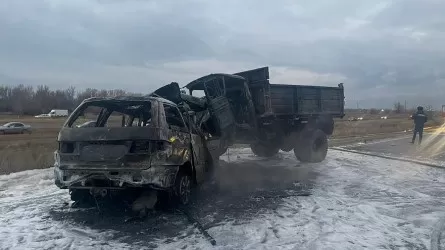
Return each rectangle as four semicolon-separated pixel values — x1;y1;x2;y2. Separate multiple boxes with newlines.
54;96;213;207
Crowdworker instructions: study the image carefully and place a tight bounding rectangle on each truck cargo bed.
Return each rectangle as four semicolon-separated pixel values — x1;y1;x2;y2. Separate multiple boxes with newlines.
269;84;344;116
234;67;345;118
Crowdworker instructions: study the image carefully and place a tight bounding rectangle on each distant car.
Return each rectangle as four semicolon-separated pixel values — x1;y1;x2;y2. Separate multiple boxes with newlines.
381;116;388;119
348;117;362;121
0;122;32;134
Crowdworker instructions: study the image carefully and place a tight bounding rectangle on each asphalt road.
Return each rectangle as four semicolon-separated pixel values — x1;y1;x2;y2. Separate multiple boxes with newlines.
339;131;445;162
3;134;445;249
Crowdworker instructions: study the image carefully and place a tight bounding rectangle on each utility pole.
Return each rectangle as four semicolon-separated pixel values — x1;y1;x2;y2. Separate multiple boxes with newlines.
404;100;407;113
356;101;359;109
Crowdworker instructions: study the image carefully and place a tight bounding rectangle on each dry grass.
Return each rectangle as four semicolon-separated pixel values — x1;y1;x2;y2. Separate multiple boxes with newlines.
333;115;443;138
0;114;443;175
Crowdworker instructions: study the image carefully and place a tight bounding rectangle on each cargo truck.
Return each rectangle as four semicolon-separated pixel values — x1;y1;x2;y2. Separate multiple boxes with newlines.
48;109;69;117
153;66;345;163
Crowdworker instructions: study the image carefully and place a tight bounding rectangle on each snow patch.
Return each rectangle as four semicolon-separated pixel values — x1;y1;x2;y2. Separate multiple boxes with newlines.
2;148;445;249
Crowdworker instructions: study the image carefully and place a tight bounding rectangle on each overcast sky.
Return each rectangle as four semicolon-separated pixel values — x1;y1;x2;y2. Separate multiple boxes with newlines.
1;0;444;108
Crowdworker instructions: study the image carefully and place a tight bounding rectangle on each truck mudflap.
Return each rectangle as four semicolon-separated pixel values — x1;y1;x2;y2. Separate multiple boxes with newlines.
54;165;180;190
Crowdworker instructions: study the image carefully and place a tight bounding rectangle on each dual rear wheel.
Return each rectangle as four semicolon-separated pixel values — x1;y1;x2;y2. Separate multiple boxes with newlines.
250;129;328;163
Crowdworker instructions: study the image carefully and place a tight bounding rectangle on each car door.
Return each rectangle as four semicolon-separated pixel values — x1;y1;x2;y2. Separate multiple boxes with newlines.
203;77;236;137
14;123;24;134
163;104;192;165
6;123;20;134
185;114;208;183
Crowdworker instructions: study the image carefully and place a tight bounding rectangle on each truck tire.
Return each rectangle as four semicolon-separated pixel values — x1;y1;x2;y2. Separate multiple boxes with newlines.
250;143;280;157
294;129;328;163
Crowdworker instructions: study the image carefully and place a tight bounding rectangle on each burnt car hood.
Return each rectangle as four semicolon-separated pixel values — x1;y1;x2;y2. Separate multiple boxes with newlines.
58;126;169;141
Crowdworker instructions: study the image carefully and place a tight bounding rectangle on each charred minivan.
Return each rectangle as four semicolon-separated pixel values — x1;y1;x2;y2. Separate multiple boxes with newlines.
54;96;212;205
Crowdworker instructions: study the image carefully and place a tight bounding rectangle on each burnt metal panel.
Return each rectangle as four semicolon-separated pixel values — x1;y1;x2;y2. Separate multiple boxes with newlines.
233;67;269;83
150;82;182;104
203;77;236;136
58;127;170;141
80;144;128;162
208;96;235;131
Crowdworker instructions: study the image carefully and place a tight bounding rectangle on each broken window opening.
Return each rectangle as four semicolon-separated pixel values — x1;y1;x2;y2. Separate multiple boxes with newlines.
163;104;187;131
66;100;152;128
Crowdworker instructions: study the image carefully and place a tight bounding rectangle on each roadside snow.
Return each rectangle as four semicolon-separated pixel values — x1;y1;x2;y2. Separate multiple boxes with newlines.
0;168;134;250
1;149;445;249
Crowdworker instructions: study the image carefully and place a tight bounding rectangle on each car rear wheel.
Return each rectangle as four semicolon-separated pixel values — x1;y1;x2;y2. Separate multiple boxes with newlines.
174;170;192;206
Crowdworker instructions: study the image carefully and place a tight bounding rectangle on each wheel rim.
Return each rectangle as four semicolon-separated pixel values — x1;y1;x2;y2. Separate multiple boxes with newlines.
179;176;191;204
313;138;324;151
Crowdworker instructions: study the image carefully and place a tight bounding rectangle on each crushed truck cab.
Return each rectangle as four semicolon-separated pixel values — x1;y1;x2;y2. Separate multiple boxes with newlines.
54;96;212;206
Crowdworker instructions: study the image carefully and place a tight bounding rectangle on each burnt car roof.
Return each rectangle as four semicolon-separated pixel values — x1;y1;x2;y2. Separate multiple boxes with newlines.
82;95;177;106
185;73;246;91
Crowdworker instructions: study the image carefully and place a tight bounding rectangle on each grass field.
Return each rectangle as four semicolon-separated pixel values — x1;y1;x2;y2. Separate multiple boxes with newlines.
0;114;442;175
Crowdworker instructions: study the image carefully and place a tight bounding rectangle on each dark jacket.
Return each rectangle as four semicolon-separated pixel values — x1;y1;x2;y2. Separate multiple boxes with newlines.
411;111;428;129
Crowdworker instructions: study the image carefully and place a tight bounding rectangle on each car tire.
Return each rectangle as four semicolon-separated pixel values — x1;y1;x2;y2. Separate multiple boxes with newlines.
250;142;280;157
294;129;328;163
174;170;192;206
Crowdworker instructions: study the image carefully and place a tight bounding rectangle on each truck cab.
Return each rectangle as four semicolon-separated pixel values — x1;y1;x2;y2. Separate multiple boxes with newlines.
185;74;258;143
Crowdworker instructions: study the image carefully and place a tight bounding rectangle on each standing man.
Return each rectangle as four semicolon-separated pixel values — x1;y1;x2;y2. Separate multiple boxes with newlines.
411;106;428;144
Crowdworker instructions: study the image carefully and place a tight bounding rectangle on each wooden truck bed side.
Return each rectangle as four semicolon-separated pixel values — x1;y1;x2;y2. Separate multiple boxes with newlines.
234;67;345;118
269;84;344;117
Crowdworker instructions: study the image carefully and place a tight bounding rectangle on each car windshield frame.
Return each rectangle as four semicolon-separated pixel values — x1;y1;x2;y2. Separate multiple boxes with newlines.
64;99;154;128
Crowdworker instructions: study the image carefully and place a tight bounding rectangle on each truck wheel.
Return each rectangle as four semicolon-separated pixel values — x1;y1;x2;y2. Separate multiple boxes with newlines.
250;143;280;157
294;129;328;163
174;170;192;206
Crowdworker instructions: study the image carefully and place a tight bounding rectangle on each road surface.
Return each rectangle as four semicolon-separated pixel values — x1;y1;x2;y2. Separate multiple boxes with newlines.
2;133;445;249
340;131;445;162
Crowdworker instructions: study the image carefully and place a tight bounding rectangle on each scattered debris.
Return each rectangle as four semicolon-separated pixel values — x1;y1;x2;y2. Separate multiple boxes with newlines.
178;208;216;246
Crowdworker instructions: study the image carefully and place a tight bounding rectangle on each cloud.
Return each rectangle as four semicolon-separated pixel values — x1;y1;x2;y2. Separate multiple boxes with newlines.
0;0;445;108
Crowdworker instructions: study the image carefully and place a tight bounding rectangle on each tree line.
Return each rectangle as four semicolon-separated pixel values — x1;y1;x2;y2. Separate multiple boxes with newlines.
0;84;140;115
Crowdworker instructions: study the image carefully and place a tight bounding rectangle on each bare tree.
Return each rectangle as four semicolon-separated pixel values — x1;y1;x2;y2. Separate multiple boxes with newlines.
393;102;405;114
0;84;138;115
